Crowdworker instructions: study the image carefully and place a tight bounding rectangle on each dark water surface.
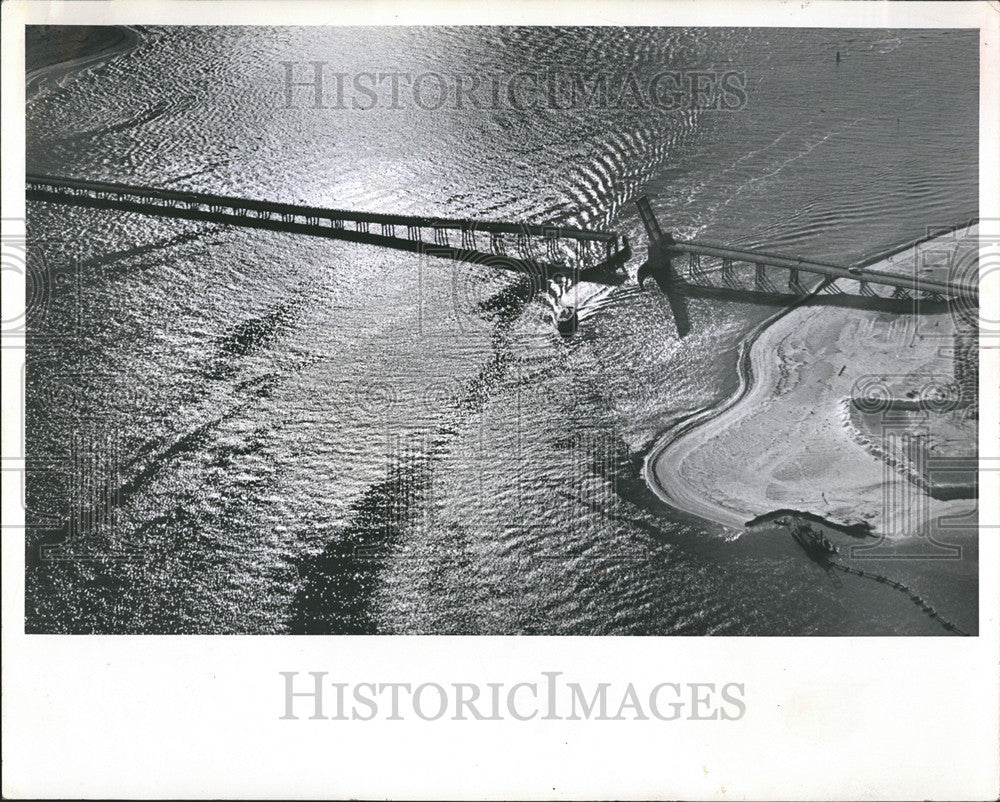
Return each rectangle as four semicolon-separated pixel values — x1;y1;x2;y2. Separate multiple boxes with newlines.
25;27;978;634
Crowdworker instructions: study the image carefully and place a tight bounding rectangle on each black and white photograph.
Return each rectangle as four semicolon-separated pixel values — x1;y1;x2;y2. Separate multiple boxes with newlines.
19;22;982;636
3;1;998;799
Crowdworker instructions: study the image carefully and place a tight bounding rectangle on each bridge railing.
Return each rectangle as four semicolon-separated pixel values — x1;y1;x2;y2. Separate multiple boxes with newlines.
660;239;977;299
634;196;978;301
26;174;618;245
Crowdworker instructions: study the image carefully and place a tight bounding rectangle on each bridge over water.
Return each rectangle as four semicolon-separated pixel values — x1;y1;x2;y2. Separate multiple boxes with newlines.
25;176;978;329
26;174;632;285
635;196;978;306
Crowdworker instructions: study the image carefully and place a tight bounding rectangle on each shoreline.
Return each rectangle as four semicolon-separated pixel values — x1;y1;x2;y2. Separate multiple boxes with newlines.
642;292;812;534
642;224;979;537
26;26;141;102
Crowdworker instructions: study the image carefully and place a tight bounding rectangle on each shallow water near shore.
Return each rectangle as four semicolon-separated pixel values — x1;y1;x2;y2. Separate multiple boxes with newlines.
25;27;978;634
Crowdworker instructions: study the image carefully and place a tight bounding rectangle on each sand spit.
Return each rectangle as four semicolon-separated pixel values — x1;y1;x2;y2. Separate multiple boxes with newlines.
645;225;978;538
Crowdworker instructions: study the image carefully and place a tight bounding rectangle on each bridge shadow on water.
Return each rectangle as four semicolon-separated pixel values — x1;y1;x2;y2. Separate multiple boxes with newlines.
287;269;541;635
288;453;431;635
28;186;630;288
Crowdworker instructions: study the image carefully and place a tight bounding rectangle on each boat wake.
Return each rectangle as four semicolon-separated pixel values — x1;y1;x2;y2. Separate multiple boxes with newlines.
544;280;645;332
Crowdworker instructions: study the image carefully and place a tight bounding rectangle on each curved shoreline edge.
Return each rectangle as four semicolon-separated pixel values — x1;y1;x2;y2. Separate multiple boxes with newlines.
26;26;142;103
642;294;811;533
641;224;979;536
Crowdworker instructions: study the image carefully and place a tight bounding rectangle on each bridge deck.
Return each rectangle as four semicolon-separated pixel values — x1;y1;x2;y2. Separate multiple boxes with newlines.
660;239;976;299
634;195;976;301
26;174;618;244
27;174;632;285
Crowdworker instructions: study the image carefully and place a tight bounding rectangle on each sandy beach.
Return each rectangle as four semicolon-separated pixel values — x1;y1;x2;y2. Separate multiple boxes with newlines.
645;225;979;538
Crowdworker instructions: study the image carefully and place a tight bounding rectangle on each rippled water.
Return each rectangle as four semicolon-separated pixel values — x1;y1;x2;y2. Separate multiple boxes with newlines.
25;27;978;634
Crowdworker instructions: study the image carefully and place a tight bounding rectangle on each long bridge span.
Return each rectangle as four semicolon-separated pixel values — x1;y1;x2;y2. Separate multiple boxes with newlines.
25;177;978;333
26;174;631;284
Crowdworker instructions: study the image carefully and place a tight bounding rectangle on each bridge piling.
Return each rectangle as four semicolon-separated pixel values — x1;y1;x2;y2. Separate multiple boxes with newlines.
546;232;560;261
788;268;805;294
687;253;699;280
754;263;766;290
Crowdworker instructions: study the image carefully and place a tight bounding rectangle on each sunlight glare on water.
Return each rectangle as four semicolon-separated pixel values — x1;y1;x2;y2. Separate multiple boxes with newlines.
25;27;978;634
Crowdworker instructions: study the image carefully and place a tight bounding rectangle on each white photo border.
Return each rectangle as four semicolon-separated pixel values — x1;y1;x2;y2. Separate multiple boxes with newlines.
2;2;998;800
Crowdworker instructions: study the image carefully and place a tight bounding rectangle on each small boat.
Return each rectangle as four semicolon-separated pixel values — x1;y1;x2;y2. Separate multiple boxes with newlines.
555;305;578;335
791;522;839;559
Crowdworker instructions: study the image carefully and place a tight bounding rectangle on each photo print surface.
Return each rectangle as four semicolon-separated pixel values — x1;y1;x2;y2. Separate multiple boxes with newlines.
24;25;979;635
